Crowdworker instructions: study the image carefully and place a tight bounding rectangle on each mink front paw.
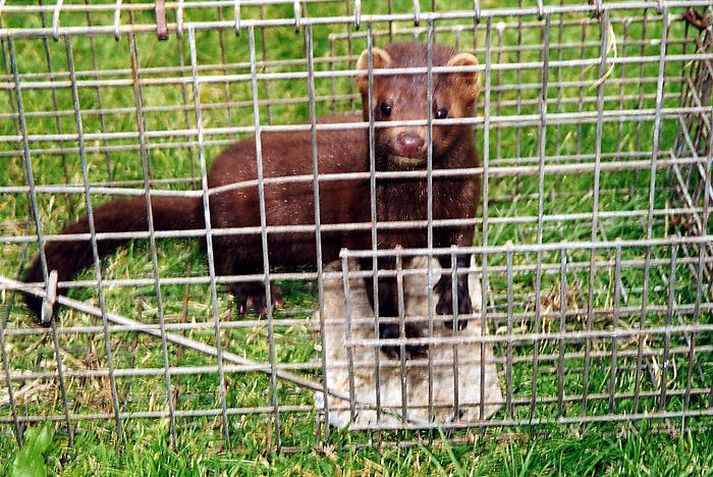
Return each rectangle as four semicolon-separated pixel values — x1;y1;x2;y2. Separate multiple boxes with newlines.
436;288;472;331
234;283;284;316
379;323;428;360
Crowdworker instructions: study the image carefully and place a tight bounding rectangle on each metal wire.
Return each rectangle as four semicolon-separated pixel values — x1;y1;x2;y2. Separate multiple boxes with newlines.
0;1;711;451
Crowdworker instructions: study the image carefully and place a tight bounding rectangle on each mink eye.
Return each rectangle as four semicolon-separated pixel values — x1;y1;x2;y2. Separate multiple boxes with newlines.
435;107;449;119
379;101;392;117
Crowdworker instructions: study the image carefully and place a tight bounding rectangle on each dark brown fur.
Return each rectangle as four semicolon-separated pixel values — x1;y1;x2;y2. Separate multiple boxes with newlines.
24;42;481;358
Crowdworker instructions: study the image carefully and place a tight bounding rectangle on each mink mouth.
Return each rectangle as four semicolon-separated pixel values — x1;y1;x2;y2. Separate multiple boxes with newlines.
389;155;427;169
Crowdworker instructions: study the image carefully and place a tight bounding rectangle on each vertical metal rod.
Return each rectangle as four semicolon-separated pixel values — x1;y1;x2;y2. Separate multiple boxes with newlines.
575;21;586;156
479;15;493;431
556;248;567;417
187;27;231;443
176;39;198;186
1;17;24;447
387;0;393;42
530;13;550;423
495;25;503;160
128;32;177;447
617;19;630;153
505;248;514;418
247;25;282;452
608;245;622;414
633;9;649;194
395;251;407;422
8;36;74;446
0;292;21;444
659;242;676;411
329;38;337;114
686;109;713;412
635;8;668;414
84;0;113;180
635;9;649;156
0;25;20;140
582;9;610;416
38;0;71;189
259;5;273;125
426;20;436;427
216;5;235;126
365;24;383;421
345;0;355;113
65;33;124;442
340;253;357;422
305;24;330;443
554;1;564;157
514;0;523;161
450;247;460;421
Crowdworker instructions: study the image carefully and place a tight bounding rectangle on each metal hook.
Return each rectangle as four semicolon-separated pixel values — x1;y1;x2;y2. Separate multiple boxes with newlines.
354;0;361;30
293;0;301;32
52;0;64;41
113;0;123;41
234;0;241;35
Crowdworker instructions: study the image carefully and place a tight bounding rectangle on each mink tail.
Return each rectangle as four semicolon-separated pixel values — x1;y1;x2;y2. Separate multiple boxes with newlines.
23;196;203;323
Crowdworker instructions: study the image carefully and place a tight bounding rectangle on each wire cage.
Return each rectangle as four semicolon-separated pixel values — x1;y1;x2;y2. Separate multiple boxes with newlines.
0;0;711;452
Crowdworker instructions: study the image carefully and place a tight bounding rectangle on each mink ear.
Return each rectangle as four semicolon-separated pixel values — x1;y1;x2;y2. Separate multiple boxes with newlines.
356;47;393;94
446;52;480;102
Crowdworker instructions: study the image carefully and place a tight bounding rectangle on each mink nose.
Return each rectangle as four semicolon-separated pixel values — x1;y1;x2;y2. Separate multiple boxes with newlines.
395;132;426;158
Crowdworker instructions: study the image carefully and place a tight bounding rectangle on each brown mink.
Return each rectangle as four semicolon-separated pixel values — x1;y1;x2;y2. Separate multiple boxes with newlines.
23;42;481;359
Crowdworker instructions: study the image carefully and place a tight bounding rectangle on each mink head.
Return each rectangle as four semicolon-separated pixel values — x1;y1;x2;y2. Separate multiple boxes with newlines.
356;42;480;171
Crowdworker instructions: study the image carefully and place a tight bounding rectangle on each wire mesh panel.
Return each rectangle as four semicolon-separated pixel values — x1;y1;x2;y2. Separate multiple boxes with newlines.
0;0;711;452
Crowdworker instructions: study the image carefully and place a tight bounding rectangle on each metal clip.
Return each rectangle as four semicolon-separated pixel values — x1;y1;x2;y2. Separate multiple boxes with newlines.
52;0;64;41
354;0;361;30
234;0;241;35
293;0;301;32
114;0;123;41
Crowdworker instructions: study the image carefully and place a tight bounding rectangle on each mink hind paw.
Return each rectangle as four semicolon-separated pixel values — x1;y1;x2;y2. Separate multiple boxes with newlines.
233;283;284;316
379;322;429;360
23;294;55;327
436;288;472;331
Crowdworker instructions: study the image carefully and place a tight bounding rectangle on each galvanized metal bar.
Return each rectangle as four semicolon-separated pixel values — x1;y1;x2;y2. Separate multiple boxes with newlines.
582;8;610;416
530;13;550;423
128;32;177;447
365;23;383;422
305;24;331;443
634;8;669;414
608;245;623;414
187;26;230;442
8;35;74;445
247;25;282;451
65;33;124;441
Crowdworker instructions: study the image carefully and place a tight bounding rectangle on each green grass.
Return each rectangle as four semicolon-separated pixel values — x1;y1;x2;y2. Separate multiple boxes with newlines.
1;0;712;475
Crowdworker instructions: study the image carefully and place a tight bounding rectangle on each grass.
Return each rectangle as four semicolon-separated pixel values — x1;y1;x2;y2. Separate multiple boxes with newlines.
1;0;712;475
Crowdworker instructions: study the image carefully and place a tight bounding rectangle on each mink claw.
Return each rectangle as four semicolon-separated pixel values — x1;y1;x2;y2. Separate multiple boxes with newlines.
437;287;472;331
379;322;429;360
233;284;284;317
